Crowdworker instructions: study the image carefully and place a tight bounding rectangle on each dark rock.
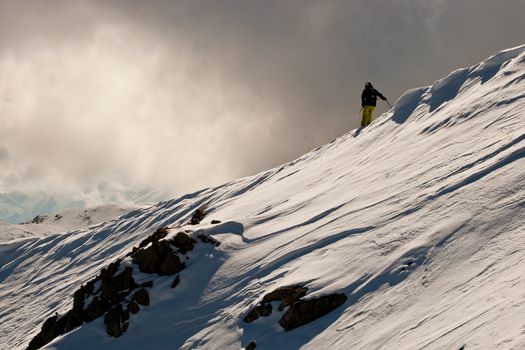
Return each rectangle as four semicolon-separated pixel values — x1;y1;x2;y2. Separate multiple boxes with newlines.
197;234;221;247
138;227;170;249
27;332;45;350
73;288;85;312
197;234;210;243
122;310;130;322
40;314;58;342
246;340;257;350
140;280;154;288
243;302;272;323
132;287;150;306
83;297;105;322
53;314;68;335
244;285;308;324
28;258;141;348
84;279;97;295
100;259;121;280
129;246;139;256
263;285;308;303
105;304;124;338
190;207;207;225
170;275;180;288
134;239;185;275
63;310;82;332
27;310;84;349
133;244;162;273
211;220;221;224
27;311;74;350
31;215;48;224
263;285;308;311
122;322;129;333
127;301;140;314
279;293;347;331
161;252;184;275
100;267;138;305
170;232;196;254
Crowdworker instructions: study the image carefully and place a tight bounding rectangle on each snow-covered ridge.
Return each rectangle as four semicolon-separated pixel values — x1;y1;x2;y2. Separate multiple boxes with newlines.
0;204;144;243
0;189;170;225
1;45;525;350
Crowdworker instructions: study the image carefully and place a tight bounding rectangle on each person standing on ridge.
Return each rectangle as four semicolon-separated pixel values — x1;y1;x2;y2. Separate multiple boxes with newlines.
361;82;388;128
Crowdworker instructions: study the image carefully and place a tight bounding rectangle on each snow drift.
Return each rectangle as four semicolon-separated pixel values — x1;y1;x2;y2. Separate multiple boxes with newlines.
1;45;525;350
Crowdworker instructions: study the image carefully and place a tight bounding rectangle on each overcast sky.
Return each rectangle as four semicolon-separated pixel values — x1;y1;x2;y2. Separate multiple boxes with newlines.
0;0;523;203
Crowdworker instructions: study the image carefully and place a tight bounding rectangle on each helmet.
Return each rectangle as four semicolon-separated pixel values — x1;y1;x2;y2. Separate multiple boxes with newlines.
365;82;373;88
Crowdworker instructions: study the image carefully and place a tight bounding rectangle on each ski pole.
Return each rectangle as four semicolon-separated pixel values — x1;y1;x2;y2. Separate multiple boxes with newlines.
386;99;392;108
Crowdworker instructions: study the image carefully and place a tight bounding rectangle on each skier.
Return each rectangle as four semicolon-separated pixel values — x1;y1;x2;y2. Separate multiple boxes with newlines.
361;82;387;128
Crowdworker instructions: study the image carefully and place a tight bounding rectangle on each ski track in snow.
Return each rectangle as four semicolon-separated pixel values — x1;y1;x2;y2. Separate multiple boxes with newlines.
1;45;525;350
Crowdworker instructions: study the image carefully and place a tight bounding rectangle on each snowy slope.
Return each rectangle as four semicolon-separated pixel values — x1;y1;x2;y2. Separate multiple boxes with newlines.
1;45;524;350
0;204;141;243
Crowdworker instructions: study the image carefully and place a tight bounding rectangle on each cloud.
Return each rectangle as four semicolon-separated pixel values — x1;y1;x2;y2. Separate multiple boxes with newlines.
0;18;282;198
0;146;7;160
0;0;523;201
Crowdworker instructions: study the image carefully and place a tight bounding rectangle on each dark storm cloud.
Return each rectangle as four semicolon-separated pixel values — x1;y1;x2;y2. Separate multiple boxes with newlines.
0;0;523;198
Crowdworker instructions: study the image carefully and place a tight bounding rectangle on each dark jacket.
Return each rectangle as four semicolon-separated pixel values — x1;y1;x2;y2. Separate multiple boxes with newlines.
361;87;386;107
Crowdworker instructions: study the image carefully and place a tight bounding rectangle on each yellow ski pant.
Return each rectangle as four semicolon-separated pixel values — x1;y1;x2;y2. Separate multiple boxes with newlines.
361;105;376;127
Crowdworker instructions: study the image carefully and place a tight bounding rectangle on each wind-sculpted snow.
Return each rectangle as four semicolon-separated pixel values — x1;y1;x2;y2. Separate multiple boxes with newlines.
1;45;525;350
391;87;427;124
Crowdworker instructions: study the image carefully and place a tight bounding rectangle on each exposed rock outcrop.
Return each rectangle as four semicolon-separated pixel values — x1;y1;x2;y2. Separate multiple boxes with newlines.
170;232;197;254
132;288;150;306
244;285;307;323
263;285;308;311
105;304;126;338
279;293;347;331
137;227;169;249
27;220;223;349
189;207;207;225
26;260;142;349
30;215;48;224
127;301;140;314
133;240;185;275
83;297;105;322
26;315;59;350
100;266;138;305
243;302;273;323
197;234;221;247
246;340;257;350
170;274;180;288
243;285;347;332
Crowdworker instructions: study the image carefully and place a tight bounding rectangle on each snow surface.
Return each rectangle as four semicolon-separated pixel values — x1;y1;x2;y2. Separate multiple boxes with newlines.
1;45;525;350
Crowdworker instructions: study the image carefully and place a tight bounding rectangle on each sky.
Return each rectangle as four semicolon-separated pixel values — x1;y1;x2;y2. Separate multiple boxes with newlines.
0;0;524;204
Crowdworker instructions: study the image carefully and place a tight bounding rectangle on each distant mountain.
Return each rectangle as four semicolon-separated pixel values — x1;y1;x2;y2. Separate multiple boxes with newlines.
0;191;65;224
0;190;169;224
0;204;142;243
